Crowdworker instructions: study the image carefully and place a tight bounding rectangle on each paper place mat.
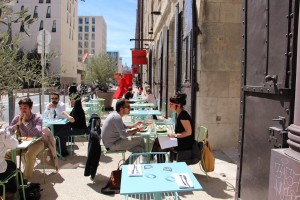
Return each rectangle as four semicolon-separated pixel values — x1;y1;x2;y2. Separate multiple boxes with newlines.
174;173;194;188
128;164;143;177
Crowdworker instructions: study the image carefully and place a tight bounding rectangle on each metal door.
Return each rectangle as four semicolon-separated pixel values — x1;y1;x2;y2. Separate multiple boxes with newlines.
237;0;298;199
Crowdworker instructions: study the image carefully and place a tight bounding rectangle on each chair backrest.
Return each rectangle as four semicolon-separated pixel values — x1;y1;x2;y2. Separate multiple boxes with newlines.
128;152;170;164
196;126;207;143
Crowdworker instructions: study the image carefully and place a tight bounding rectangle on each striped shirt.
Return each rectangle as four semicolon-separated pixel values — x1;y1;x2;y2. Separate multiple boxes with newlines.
8;113;42;137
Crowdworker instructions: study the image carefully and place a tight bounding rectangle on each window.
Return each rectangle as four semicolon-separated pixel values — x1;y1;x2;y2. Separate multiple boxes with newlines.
92;25;95;32
91;33;95;40
78;57;82;62
79;17;83;24
52;20;56;32
91;49;95;54
46;6;51;18
91;41;95;48
78;49;82;56
33;6;38;18
84;33;88;40
84;41;88;48
20;5;24;11
78;41;82;48
46;0;51;3
78;33;82;40
39;0;43;3
92;17;95;24
39;20;44;31
84;26;89;32
85;17;89;24
79;26;82;32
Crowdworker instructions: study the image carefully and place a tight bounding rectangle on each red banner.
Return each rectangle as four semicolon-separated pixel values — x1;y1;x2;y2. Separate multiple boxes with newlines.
132;50;147;65
132;67;138;74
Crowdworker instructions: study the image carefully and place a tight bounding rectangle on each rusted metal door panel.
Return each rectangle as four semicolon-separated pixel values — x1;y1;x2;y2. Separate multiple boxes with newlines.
161;27;169;118
237;0;298;199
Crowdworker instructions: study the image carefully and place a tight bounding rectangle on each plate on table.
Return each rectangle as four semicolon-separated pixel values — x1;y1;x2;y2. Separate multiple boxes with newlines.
156;125;167;133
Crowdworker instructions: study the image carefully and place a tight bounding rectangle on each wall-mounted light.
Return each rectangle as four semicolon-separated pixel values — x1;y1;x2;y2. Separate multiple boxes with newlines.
151;11;161;15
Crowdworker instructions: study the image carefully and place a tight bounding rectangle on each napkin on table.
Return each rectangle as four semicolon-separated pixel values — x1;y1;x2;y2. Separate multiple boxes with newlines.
128;164;143;177
174;173;194;188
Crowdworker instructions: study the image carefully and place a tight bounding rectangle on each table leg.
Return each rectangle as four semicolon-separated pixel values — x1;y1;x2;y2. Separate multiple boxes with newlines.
153;192;162;200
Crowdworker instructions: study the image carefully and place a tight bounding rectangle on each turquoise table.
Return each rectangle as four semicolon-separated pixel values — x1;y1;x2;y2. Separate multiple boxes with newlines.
43;118;69;160
120;162;203;199
128;110;162;122
130;103;156;110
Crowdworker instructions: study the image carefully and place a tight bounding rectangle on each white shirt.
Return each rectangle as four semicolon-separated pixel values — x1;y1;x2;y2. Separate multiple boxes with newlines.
0;129;18;173
43;101;66;119
144;93;157;107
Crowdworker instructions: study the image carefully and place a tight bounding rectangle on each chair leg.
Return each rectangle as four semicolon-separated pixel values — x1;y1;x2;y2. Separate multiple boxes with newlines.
2;184;5;200
18;170;26;200
42;151;46;184
55;136;61;156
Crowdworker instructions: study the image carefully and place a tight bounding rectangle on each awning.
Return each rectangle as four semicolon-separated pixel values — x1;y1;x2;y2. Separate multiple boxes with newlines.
132;50;147;65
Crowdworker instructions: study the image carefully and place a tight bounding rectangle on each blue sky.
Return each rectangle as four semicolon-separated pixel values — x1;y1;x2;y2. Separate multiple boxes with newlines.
78;0;137;67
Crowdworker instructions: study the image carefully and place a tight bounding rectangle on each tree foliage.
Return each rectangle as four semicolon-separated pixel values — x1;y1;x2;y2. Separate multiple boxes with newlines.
86;53;117;92
0;1;57;95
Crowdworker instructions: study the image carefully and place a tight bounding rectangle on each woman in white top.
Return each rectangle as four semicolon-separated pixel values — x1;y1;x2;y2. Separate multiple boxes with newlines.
0;128;19;196
144;88;158;120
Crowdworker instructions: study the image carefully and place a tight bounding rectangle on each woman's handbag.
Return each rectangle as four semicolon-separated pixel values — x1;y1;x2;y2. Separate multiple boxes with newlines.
101;160;122;194
201;141;215;172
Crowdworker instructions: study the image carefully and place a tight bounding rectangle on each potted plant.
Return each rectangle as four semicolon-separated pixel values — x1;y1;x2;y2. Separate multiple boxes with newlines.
86;53;117;109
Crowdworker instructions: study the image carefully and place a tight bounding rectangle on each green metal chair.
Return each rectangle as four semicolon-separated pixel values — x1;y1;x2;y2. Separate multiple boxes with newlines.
0;169;26;200
100;143;126;162
126;152;178;200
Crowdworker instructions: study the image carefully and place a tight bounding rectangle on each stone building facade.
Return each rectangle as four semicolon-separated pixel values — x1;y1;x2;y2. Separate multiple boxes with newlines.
136;0;242;149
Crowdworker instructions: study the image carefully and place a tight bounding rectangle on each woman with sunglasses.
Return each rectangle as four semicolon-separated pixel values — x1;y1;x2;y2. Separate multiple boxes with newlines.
151;92;194;161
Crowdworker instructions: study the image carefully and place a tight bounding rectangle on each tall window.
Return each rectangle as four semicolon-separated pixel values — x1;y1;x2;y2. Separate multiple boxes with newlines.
91;49;95;54
84;26;89;32
79;26;82;32
84;41;88;48
84;33;88;40
91;41;95;48
79;17;83;24
39;0;43;3
78;33;82;40
46;0;51;3
85;17;89;24
33;6;38;18
78;49;82;56
39;20;44;31
78;41;82;48
92;25;95;32
52;20;56;32
92;17;95;24
91;33;95;40
46;6;51;18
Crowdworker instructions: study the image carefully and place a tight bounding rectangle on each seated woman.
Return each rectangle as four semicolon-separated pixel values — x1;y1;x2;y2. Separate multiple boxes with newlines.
151;92;194;161
62;94;89;136
0;128;19;198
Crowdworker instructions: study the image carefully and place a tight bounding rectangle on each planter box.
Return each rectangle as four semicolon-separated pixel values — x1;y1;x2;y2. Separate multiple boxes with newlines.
95;90;115;109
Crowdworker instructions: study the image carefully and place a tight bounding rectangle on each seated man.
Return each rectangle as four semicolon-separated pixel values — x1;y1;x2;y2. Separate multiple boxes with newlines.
43;92;70;156
101;99;146;163
6;97;44;182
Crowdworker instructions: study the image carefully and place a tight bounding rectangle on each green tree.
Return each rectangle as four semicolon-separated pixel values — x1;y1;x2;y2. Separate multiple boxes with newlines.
87;53;117;92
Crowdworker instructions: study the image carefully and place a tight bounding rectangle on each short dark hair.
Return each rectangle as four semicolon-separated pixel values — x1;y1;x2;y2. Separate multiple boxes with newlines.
18;97;33;108
116;98;129;112
169;92;187;106
51;92;60;97
127;87;133;92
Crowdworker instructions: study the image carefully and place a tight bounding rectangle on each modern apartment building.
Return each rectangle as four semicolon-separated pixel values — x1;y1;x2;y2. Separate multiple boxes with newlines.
78;16;107;64
11;0;79;85
107;51;122;72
